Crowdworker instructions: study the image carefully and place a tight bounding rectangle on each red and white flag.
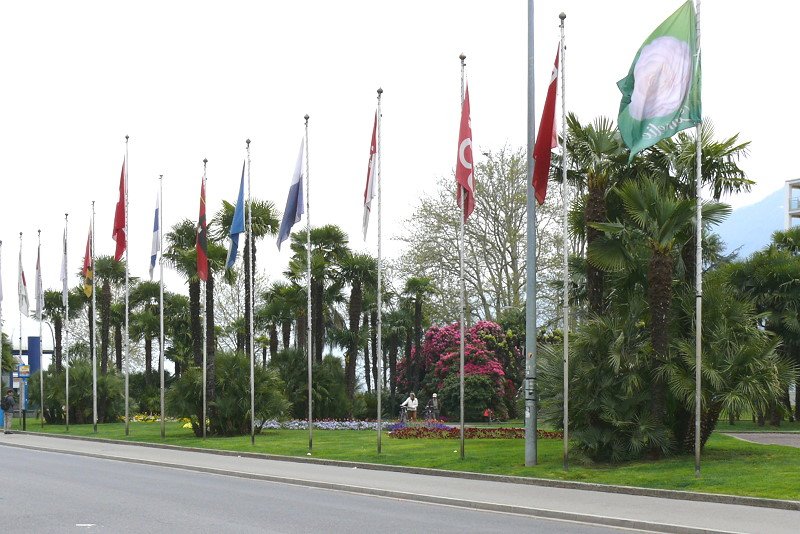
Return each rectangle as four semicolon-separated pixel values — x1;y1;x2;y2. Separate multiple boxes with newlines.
362;112;378;240
533;47;560;205
113;158;127;261
456;85;475;220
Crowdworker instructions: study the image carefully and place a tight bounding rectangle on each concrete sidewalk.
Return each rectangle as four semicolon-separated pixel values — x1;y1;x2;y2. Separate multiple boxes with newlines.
1;432;798;533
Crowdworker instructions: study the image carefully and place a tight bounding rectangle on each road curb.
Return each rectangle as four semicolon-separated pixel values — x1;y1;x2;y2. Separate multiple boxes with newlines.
13;430;800;512
0;438;740;534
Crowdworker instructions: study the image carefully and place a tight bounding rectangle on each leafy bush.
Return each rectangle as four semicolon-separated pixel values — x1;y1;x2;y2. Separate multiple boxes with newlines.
167;352;290;437
128;371;172;414
267;349;349;420
27;360;124;424
439;373;504;421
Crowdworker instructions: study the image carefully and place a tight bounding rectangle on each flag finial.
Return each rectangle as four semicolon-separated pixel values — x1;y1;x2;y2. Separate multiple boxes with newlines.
246;139;251;148
377;87;383;95
459;53;466;62
559;12;566;21
203;158;208;165
304;114;309;124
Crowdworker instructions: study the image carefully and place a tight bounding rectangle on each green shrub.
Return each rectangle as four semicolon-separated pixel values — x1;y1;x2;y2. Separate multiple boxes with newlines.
439;373;499;421
267;350;349;420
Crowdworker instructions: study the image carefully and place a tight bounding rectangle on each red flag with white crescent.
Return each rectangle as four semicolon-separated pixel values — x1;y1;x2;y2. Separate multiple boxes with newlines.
533;47;560;205
456;85;475;220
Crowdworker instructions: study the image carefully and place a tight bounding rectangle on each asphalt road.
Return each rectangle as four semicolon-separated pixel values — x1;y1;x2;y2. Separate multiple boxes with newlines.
0;447;625;533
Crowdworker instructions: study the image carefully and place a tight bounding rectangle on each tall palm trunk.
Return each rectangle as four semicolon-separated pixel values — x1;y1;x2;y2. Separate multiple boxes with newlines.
269;324;279;358
363;313;371;393
312;278;324;363
189;279;201;365
243;239;258;358
389;343;398;397
647;250;673;431
88;303;94;370
345;283;362;401
585;183;607;314
281;321;291;350
101;280;111;374
371;309;378;392
54;315;63;372
114;324;122;372
144;335;152;376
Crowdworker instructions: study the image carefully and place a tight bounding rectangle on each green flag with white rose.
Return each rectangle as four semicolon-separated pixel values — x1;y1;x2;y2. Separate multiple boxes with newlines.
617;0;700;160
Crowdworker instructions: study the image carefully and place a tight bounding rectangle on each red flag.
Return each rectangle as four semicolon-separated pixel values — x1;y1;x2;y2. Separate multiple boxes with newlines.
82;225;93;298
196;177;209;282
533;47;560;205
112;158;127;261
362;112;378;239
456;85;474;220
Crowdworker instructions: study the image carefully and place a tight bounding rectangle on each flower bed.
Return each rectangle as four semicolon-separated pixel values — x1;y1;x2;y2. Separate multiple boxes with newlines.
388;424;563;440
260;419;390;431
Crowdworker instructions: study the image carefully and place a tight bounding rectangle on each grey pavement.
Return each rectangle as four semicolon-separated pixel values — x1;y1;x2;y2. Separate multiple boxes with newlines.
2;432;799;533
724;432;800;448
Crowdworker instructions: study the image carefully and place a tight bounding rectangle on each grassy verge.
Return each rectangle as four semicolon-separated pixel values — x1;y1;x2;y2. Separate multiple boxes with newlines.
11;418;800;501
717;419;800;432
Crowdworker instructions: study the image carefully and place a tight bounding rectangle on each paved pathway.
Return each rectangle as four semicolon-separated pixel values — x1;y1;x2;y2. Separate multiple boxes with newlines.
2;432;799;533
724;432;800;448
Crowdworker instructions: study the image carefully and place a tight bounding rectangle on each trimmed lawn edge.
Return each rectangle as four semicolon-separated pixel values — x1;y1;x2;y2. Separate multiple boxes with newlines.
18;430;800;512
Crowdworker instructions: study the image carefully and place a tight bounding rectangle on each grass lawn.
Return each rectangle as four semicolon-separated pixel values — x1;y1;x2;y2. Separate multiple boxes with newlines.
11;418;800;502
717;419;800;433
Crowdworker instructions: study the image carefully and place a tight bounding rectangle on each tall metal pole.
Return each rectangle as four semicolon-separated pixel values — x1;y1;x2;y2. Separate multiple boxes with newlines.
525;0;538;467
246;139;255;446
376;87;384;454
305;115;313;452
92;203;98;433
18;233;24;428
124;135;130;436
202;161;208;440
64;214;70;432
159;174;166;439
38;229;44;428
694;0;703;478
458;53;466;461
559;12;569;471
0;241;3;394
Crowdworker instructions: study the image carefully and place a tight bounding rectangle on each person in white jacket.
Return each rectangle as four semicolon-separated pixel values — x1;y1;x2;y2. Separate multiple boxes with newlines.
400;392;418;421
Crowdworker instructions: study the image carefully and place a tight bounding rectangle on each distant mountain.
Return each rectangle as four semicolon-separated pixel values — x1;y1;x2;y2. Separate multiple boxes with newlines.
715;188;784;259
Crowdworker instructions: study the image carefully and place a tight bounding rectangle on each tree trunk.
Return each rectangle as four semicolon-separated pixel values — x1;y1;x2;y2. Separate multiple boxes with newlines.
296;312;307;353
647;250;673;431
145;335;152;375
190;279;202;366
281;321;291;350
88;303;94;368
243;239;255;359
115;325;122;372
269;323;279;359
363;313;371;393
681;234;696;285
54;315;63;372
312;278;324;363
389;343;398;398
585;182;607;314
345;284;362;402
371;309;378;392
101;280;111;375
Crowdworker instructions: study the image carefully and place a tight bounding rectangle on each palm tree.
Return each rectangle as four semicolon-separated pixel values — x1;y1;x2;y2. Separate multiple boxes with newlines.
213;198;279;357
93;256;126;374
42;288;85;371
339;252;377;400
130;281;160;378
589;178;730;432
287;224;349;363
562;114;630;315
403;276;434;393
164;220;202;366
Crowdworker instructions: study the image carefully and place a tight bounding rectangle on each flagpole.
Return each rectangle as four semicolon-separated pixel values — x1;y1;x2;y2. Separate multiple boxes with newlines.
159;174;166;439
92;202;98;433
694;0;703;478
18;232;24;427
525;0;538;467
202;160;208;440
64;214;70;432
38;229;44;429
305;114;313;452
559;12;569;471
124;135;130;436
376;87;384;454
458;53;466;461
246;138;255;446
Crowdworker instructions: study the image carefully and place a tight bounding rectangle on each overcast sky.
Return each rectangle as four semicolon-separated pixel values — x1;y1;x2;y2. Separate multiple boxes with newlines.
1;0;796;346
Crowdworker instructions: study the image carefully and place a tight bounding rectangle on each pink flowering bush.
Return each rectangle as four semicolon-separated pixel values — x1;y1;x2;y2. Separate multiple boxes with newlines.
396;321;520;420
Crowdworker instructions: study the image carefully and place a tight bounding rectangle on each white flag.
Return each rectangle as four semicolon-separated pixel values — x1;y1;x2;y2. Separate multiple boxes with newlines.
35;244;44;320
60;229;68;307
149;191;160;280
18;248;29;316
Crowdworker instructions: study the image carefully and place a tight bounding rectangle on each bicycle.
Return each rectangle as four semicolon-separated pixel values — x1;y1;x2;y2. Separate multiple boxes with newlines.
399;406;408;423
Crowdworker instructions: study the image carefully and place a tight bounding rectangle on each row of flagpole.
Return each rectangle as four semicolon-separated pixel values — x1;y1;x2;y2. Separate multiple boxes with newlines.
0;2;704;476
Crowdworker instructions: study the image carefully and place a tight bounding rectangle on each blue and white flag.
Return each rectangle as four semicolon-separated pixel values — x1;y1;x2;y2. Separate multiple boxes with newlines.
149;191;160;280
277;140;305;251
226;161;246;268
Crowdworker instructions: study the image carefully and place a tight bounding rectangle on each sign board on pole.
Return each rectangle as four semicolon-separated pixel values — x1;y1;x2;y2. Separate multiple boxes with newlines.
18;365;30;378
